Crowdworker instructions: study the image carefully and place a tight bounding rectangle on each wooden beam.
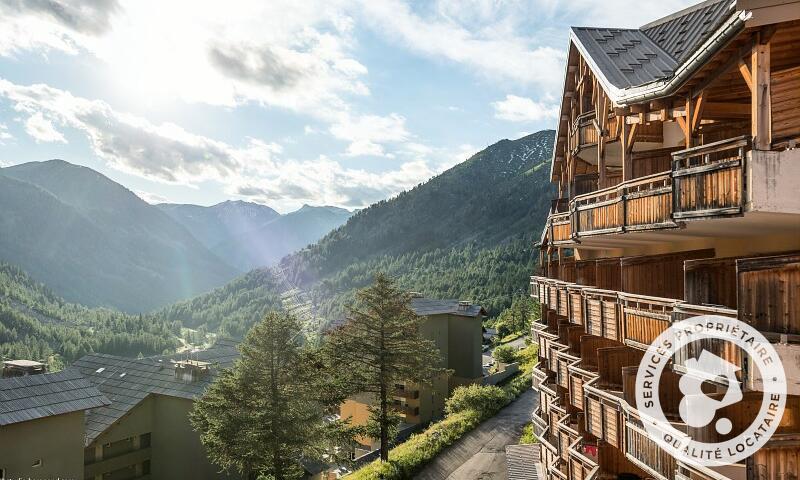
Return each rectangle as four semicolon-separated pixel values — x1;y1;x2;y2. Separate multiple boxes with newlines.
751;39;771;150
684;97;693;148
691;35;757;97
739;59;754;93
627;122;639;154
692;91;705;133
621;120;632;181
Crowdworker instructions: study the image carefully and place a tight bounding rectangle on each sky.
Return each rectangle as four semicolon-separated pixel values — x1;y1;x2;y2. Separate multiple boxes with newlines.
0;0;696;213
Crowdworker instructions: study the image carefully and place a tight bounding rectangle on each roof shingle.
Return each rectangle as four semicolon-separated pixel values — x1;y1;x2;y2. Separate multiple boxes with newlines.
0;369;110;426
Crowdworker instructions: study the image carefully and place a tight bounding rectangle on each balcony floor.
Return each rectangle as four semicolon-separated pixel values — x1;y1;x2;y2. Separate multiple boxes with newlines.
573;210;800;251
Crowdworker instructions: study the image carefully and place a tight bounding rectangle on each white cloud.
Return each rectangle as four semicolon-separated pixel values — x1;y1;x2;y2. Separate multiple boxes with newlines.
0;122;12;144
355;0;566;92
25;111;66;143
135;190;170;204
0;78;448;211
491;95;559;123
228;156;435;209
329;113;410;157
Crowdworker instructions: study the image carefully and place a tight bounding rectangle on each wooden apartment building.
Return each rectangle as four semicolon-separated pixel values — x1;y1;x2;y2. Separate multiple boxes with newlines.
530;0;800;479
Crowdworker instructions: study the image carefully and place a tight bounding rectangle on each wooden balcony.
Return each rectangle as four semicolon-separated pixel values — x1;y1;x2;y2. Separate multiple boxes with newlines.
551;211;572;244
557;413;582;462
567;364;596;412
569;111;598;154
671;303;743;382
556;350;579;391
393;386;420;399
619;293;679;349
671;136;749;220
541;136;756;245
583;288;620;342
567;438;600;480
556;282;571;317
567;285;585;325
584;378;623;449
623;407;682;480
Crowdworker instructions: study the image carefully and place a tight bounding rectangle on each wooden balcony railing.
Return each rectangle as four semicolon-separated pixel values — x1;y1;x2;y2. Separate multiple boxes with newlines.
671;304;743;382
556;350;579;391
551;212;572;244
541;136;751;244
619;293;679;349
568;438;600;480
574;185;623;236
569;111;598;153
567;285;585;325
567;364;596;412
583;288;620;341
672;136;749;219
623;407;682;480
557;413;581;462
584;378;623;449
621;172;674;230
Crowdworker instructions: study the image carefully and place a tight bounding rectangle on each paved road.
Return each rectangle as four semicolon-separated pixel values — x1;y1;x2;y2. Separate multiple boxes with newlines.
414;387;537;480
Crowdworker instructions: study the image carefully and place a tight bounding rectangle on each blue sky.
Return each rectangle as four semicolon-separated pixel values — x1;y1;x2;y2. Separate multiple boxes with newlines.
0;0;695;212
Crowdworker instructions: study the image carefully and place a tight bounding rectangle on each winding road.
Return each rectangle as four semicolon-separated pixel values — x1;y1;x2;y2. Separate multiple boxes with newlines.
414;387;537;480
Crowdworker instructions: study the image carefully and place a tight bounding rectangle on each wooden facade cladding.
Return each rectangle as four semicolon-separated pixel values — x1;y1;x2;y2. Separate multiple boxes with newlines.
567;438;600;480
684;256;739;308
771;65;800;143
738;254;800;335
621;248;714;299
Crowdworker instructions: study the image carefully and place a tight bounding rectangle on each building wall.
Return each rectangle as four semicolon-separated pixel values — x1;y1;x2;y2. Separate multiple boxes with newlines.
151;395;233;480
85;394;236;480
446;314;483;380
0;411;85;479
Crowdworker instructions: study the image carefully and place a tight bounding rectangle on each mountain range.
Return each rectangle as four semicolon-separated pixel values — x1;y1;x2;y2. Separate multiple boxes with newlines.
0;130;555;354
159;202;352;271
156;130;556;337
0;160;351;312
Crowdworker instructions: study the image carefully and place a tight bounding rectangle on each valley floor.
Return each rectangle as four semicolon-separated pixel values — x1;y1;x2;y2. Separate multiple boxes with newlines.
414;387;537;480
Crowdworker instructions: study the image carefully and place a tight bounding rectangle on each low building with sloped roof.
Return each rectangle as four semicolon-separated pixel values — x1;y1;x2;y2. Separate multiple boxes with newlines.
0;369;110;480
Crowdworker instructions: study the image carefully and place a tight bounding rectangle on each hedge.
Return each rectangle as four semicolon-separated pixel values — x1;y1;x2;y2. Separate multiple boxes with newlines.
348;344;538;479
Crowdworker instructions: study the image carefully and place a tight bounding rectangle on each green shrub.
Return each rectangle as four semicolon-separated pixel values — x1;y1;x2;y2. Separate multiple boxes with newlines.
492;344;517;364
519;423;538;444
444;384;508;417
348;410;482;480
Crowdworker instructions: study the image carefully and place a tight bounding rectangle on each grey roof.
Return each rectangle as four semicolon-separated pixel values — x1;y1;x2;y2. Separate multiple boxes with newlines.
506;444;541;480
0;369;110;426
72;339;239;443
410;298;486;318
570;0;732;91
642;0;732;62
571;28;677;89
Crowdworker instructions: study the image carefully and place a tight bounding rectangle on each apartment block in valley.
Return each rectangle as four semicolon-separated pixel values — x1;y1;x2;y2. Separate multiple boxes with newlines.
530;1;800;479
340;298;486;451
0;340;240;480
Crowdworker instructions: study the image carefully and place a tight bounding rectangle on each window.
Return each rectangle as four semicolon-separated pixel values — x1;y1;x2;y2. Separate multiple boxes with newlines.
32;459;42;467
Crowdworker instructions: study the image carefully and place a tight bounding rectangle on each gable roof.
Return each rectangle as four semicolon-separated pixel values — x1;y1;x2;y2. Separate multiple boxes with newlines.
0;369;110;426
72;339;239;443
410;298;487;318
569;0;744;104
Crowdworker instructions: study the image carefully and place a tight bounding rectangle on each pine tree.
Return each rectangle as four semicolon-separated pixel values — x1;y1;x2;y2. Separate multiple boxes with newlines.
190;312;343;479
322;273;447;461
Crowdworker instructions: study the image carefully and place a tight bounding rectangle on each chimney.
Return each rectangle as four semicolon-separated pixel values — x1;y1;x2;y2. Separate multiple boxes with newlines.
174;360;211;383
458;300;472;312
2;360;47;378
408;291;424;298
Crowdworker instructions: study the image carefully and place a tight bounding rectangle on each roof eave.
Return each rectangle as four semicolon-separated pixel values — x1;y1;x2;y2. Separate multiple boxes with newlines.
571;9;748;108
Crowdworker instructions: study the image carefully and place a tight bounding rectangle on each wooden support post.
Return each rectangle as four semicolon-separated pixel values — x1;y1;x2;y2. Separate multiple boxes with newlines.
751;39;771;150
621;119;632;181
684;97;693;148
598;136;606;188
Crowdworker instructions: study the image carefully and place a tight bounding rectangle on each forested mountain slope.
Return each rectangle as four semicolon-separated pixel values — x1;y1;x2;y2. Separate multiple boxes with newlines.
0;262;178;366
157;131;556;334
210;205;352;270
0;160;238;312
